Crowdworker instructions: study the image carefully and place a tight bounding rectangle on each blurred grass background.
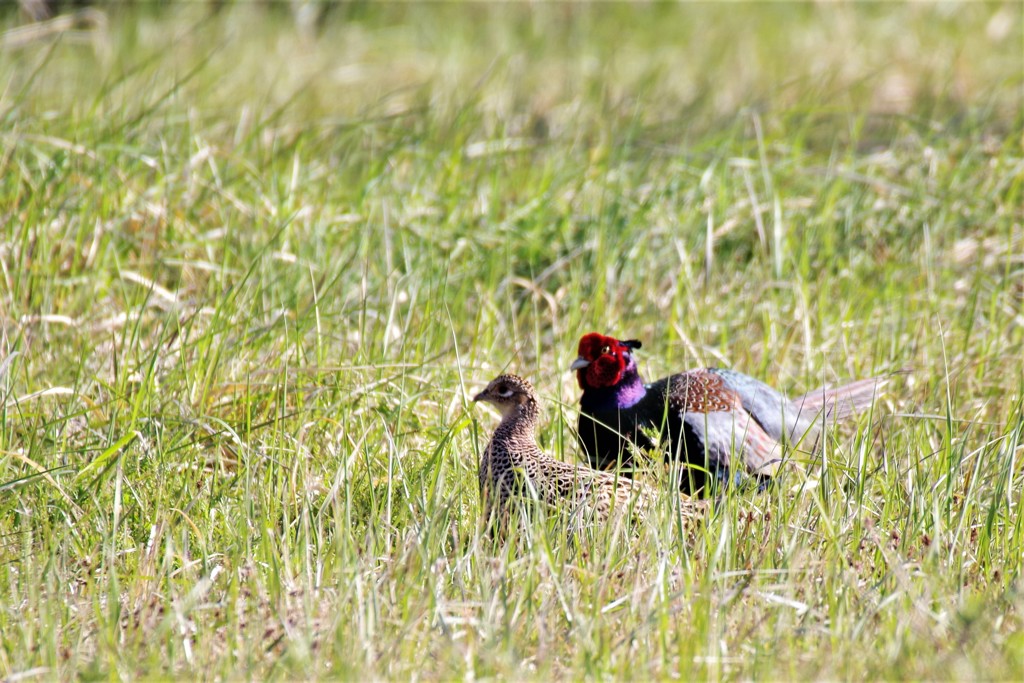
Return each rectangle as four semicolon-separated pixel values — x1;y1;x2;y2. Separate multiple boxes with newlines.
1;1;1022;679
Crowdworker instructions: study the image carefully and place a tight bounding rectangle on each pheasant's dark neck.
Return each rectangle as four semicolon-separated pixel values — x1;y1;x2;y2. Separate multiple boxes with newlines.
614;370;647;408
583;365;647;411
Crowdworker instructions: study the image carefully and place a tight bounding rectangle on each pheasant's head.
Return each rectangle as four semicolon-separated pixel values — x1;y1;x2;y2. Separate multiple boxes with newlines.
571;333;642;390
473;374;537;417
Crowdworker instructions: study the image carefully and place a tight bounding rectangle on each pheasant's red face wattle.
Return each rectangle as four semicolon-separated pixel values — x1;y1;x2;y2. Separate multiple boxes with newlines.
574;332;640;389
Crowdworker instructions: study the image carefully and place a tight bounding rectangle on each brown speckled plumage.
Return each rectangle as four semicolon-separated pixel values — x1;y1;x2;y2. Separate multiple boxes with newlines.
474;374;699;534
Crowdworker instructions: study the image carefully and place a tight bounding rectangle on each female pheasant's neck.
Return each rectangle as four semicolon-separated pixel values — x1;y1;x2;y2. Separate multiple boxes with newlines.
489;401;539;465
497;400;538;434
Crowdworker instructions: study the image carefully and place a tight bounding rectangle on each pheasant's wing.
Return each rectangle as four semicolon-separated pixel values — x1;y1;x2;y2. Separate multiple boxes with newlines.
710;368;811;443
662;370;742;413
679;410;740;473
681;410;782;479
660;370;746;472
739;415;784;477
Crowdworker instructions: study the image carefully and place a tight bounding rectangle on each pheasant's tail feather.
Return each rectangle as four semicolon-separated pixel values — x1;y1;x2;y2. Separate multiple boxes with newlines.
795;373;893;422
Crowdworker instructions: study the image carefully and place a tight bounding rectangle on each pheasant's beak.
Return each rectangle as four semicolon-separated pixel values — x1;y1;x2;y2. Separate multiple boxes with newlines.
472;390;487;402
570;357;590;371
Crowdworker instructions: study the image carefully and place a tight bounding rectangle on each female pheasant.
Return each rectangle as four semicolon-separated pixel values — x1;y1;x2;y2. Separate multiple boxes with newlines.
474;373;699;535
571;332;886;494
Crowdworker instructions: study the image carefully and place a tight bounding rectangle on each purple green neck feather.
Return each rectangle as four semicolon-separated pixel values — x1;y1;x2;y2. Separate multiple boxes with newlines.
582;361;647;411
613;373;647;408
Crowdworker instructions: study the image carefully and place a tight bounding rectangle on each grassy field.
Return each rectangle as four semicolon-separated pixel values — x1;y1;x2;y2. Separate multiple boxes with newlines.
1;2;1022;679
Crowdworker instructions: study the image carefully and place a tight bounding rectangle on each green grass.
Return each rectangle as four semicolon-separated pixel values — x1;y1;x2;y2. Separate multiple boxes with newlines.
1;1;1022;679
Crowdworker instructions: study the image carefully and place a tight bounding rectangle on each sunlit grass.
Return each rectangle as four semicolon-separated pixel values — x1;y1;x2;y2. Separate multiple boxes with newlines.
0;2;1022;679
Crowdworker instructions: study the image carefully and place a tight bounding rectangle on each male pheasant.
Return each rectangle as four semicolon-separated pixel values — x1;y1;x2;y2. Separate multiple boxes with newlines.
474;373;700;535
571;332;886;494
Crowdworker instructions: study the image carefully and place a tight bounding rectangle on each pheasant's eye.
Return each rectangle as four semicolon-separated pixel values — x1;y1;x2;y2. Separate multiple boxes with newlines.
601;345;611;355
496;385;514;398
